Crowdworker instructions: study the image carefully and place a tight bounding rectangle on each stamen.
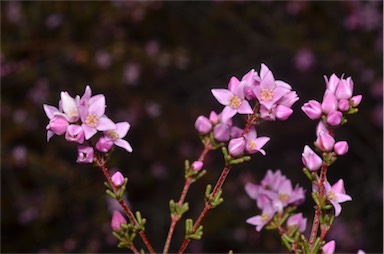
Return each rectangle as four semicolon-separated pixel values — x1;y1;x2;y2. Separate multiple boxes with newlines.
85;114;99;128
260;213;270;222
106;130;119;140
261;89;274;101
229;95;241;109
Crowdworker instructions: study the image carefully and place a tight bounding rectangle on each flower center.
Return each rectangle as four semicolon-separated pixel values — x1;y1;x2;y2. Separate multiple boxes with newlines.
327;190;337;201
85;114;99;128
106;130;119;140
248;140;257;150
261;89;274;101
229;95;241;109
279;193;289;203
260;213;270;222
67;108;79;119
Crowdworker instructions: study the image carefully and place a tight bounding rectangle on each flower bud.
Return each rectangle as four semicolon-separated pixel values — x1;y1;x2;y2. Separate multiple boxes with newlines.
334;141;349;155
111;171;125;187
47;115;69;135
276;105;293;120
316;131;335;152
191;161;203;171
228;137;245;156
194;115;212;135
338;99;350;111
213;124;231;141
287;213;307;233
350;95;362;107
321;90;338;114
302;145;322;171
65;124;85;144
76;145;94;164
327;110;343;126
209;111;219;125
335;77;353;100
322;240;336;254
96;136;114;153
111;210;127;232
301;100;322;120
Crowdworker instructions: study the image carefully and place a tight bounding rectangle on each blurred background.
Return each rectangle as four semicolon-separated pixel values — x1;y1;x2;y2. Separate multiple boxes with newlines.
1;1;382;253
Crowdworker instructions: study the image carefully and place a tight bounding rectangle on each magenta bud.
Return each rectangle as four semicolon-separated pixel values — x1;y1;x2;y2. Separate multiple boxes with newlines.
301;100;322;120
334;141;349;155
316;131;335;152
96;136;114;153
327;110;343;126
335;77;354;100
191;161;203;171
302;145;322;171
228;137;246;157
209;111;219;125
47;115;69;135
322;240;336;254
276;105;293;120
338;99;350;111
111;171;125;187
213;123;231;141
111;210;127;232
350;95;362;107
194;115;212;135
321;90;338;114
65;124;85;144
76;145;94;164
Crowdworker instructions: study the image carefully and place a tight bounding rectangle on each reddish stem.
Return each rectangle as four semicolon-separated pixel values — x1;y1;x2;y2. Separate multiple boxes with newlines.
308;164;328;249
178;165;232;254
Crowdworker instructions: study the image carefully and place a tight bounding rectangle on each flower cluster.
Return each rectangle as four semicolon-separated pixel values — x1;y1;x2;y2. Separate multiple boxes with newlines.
245;170;306;232
195;64;299;157
43;86;133;163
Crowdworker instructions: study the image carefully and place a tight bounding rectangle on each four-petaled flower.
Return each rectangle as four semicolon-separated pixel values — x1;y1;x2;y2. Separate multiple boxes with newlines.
324;179;352;217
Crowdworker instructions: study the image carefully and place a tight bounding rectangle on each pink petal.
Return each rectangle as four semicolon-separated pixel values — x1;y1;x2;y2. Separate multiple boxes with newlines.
60;91;78;116
97;116;116;131
43;104;59;119
237;100;253;114
332;201;342;217
114;139;133;152
221;106;237;123
260;63;270;79
88;95;106;116
332;179;346;194
244;182;259;200
115;122;130;138
246;215;260;226
275;80;292;90
82;123;97;140
255;137;270;150
228;76;240;91
211;89;233;106
47;130;54;141
336;193;352;203
260;70;275;90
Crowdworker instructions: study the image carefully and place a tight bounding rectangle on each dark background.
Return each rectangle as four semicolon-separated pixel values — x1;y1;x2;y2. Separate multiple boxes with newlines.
1;1;382;253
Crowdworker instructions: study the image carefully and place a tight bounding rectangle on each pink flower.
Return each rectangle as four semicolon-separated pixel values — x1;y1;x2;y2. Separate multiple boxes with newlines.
76;145;94;164
321;90;338;114
302;100;322;120
334;141;349;155
103;122;133;153
191;161;203;171
65;124;85;144
211;80;253;123
244;127;270;155
316;131;335;152
80;95;116;140
111;171;125;187
327;110;343;126
322;240;336;254
96;136;114;152
43;104;69;141
228;137;246;156
302;145;322;171
59;91;80;123
246;204;276;232
324;179;352;217
111;210;127;232
253;63;290;110
287;212;307;232
195;115;212;134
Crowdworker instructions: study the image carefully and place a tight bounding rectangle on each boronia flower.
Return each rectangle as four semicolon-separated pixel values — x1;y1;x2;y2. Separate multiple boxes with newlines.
76;145;94;164
246;204;276;232
324;179;352;217
103;122;133;153
244;127;270;155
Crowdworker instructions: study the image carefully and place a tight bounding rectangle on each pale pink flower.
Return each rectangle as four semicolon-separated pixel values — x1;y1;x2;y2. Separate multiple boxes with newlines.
111;210;127;232
244;127;270;155
65;124;85;144
322;240;336;254
302;100;322;120
287;212;307;232
80;95;116;140
76;145;94;164
246;204;276;232
302;145;322;171
324;179;352;217
111;171;125;187
104;122;133;153
334;141;349;155
211;79;253;123
43;104;69;141
59;91;80;123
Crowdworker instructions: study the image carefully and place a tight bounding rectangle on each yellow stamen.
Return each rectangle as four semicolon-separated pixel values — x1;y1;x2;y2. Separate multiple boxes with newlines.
229;95;241;109
85;114;99;128
261;89;274;101
106;130;119;140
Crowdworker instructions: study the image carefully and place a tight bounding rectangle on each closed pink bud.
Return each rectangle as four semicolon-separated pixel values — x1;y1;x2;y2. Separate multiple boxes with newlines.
302;145;322;171
191;161;203;171
287;213;307;233
321;90;338;114
350;95;362;107
276;105;293;120
195;115;212;135
111;171;125;187
111;210;127;232
334;141;349;155
316;131;335;152
335;77;353;100
338;99;350;111
47;115;69;135
327;110;343;126
322;240;336;254
96;136;114;153
213;124;231;141
228;137;245;157
209;111;219;125
76;145;94;164
65;124;85;144
301;100;322;120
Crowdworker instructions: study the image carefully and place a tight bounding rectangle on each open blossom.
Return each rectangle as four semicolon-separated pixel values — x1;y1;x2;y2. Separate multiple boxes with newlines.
103;122;133;153
80;95;116;140
324;179;352;217
302;145;323;171
43;105;69;141
211;78;253;123
244;127;270;155
246;204;275;232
